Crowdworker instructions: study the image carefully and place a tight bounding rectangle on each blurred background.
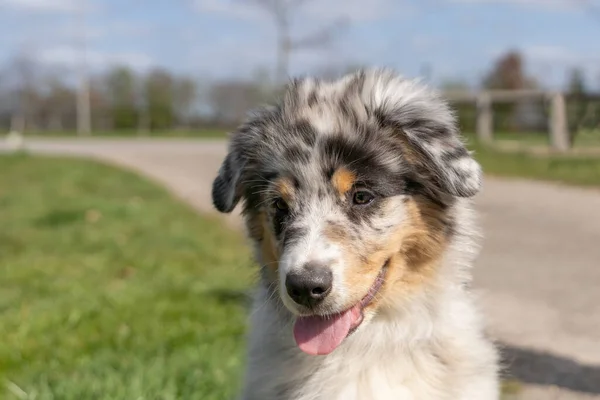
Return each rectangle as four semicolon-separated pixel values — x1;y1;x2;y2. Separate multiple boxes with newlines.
0;0;599;141
1;1;599;400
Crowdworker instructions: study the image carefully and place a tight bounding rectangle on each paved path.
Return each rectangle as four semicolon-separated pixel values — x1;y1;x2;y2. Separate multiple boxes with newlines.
3;138;599;398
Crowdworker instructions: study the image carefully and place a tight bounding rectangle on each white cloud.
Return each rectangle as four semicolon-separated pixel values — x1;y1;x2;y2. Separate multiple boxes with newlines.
0;0;79;13
188;34;275;79
302;0;416;23
192;0;265;20
193;0;416;23
188;32;361;80
0;0;104;14
190;0;416;77
447;0;576;10
37;45;154;71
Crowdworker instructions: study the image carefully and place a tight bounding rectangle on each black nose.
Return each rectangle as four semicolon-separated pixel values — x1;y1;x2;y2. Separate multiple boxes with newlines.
285;264;333;308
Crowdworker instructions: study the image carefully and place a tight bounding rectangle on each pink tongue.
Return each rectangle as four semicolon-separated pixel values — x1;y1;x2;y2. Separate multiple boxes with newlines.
293;305;361;355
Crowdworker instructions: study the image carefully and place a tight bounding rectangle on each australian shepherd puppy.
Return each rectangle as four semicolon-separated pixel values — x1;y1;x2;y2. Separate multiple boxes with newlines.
212;68;499;400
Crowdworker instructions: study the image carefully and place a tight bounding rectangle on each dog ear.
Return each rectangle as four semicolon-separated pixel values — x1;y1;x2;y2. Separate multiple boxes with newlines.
212;143;244;213
212;105;279;213
365;69;482;198
400;122;482;198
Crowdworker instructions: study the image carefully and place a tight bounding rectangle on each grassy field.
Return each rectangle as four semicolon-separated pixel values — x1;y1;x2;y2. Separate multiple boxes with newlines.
13;126;600;191
10;127;600;190
26;129;230;139
26;127;600;145
468;130;599;145
469;141;600;189
0;154;254;400
0;151;544;399
463;130;600;149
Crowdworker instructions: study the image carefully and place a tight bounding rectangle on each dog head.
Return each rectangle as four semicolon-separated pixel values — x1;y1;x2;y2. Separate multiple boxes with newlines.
212;68;481;355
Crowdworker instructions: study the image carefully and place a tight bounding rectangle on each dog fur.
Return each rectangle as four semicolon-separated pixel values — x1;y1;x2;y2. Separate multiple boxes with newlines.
212;68;500;400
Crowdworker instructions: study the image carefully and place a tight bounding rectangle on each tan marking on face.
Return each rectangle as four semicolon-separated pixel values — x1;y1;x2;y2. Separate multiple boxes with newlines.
323;220;388;281
378;197;449;308
331;168;356;197
338;196;450;312
342;219;407;304
274;177;295;204
398;198;448;265
322;222;348;244
246;212;264;242
257;211;280;281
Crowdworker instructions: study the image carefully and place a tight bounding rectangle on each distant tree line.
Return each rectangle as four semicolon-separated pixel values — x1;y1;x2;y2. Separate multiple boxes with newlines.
0;51;598;135
443;50;600;136
0;55;281;133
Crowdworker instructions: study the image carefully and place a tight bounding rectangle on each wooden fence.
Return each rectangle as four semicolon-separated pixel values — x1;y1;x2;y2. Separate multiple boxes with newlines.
445;90;600;152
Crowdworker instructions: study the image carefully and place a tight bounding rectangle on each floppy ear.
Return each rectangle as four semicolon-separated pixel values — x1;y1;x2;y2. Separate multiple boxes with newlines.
212;145;244;213
401;123;482;198
363;68;482;198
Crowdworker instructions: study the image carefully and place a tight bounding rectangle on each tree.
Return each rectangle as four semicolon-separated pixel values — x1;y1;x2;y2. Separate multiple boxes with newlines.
209;80;266;124
567;68;586;95
483;50;536;91
440;79;471;94
105;66;139;130
566;68;589;136
144;68;175;131
251;66;279;102
482;50;541;132
242;0;348;84
89;77;111;131
173;77;197;128
40;77;75;131
440;80;476;133
5;53;43;132
0;70;10;130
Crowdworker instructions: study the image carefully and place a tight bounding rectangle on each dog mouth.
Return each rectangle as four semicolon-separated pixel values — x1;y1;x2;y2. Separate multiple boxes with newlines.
292;259;389;356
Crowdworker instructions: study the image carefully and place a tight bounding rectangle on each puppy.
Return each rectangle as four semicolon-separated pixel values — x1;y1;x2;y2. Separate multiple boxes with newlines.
212;68;499;400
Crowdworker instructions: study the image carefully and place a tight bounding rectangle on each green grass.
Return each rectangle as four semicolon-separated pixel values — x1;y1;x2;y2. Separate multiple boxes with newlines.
0;154;254;400
469;141;600;188
572;129;600;148
465;130;600;149
25;129;230;139
468;131;551;146
0;150;575;399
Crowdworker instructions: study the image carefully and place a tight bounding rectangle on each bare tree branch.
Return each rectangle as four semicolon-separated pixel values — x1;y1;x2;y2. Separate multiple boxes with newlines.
244;0;313;14
245;0;281;16
236;0;349;84
290;17;349;50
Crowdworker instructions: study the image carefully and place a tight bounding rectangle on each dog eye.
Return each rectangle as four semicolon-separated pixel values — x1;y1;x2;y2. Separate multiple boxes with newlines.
274;198;289;211
352;190;375;205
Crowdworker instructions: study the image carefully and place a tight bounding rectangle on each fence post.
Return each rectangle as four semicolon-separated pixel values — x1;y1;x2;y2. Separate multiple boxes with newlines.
476;92;493;143
549;92;570;152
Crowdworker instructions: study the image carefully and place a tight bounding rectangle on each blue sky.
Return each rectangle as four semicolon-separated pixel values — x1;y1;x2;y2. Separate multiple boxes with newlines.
0;0;599;89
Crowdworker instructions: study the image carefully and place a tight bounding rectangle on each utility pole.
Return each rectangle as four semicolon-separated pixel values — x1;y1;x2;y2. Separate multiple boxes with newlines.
76;0;92;135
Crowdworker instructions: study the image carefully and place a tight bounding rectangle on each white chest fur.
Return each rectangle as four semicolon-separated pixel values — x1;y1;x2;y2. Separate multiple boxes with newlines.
239;287;499;400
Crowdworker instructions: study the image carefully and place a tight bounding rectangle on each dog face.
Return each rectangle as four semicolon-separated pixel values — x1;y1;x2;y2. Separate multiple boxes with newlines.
212;68;481;355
